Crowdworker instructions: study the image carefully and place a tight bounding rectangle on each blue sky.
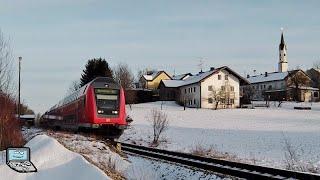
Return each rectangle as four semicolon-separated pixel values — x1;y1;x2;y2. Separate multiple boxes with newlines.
0;0;319;113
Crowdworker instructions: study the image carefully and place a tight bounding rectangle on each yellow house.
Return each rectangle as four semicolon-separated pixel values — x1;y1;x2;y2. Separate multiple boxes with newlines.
139;71;172;89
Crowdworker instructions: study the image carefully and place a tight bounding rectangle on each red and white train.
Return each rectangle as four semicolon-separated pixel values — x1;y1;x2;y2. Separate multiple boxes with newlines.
43;77;127;138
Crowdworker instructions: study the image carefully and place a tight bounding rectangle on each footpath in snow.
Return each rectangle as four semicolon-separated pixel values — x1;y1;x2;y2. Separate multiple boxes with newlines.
0;135;109;180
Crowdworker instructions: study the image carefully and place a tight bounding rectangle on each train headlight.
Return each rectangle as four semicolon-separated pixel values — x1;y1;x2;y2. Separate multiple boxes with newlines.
98;110;104;114
112;111;118;114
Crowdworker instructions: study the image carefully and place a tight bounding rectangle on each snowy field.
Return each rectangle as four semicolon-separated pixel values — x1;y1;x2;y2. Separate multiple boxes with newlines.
120;101;320;172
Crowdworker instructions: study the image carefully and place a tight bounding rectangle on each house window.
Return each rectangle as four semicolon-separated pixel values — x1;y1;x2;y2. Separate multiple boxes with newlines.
230;99;234;104
221;86;225;91
208;98;213;104
225;75;228;80
314;92;319;98
268;85;272;90
218;75;221;80
263;85;266;89
194;99;196;105
208;86;213;91
185;89;187;94
260;85;263;90
230;86;234;91
194;87;196;92
221;98;225;104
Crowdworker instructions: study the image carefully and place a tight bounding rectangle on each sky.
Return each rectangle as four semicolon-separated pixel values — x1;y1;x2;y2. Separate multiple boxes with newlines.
0;0;320;113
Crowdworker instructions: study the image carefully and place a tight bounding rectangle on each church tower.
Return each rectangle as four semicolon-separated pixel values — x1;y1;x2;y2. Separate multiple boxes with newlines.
278;31;288;72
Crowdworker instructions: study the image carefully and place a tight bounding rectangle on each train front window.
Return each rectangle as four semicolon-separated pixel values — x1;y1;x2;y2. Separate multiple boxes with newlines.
94;89;119;116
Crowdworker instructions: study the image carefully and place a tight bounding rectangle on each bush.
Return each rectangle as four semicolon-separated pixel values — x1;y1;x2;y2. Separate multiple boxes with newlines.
148;109;169;146
0;93;25;150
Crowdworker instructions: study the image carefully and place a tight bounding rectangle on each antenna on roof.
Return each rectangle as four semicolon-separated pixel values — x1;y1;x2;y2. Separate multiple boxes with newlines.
198;58;204;72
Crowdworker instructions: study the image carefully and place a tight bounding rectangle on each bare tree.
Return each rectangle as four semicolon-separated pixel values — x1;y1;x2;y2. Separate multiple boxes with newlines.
67;80;81;95
242;86;255;105
287;71;311;101
206;80;235;110
0;29;14;93
0;93;25;150
211;89;224;110
113;63;135;89
136;68;147;88
148;109;169;146
313;61;320;70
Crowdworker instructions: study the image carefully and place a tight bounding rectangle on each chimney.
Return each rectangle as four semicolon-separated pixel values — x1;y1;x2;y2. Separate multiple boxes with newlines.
247;74;250;78
265;72;268;77
210;67;215;71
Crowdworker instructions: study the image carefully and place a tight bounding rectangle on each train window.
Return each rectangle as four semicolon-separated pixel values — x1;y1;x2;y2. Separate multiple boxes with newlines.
95;88;119;116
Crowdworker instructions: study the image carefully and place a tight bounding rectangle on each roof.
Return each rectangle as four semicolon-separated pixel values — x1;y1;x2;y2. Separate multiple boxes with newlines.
279;32;287;50
172;73;192;80
160;66;249;88
161;80;185;88
247;72;288;84
247;69;312;84
142;71;171;81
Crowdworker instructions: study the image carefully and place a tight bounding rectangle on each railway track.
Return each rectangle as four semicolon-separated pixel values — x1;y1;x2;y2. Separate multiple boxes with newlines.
119;142;320;180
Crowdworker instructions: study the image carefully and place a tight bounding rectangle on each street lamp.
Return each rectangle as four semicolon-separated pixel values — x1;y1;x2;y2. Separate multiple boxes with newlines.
18;56;22;120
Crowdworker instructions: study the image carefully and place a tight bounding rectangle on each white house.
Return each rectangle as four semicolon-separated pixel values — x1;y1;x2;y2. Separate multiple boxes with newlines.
159;66;249;109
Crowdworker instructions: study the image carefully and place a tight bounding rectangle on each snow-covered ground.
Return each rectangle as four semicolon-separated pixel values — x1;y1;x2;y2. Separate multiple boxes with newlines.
0;135;109;180
17;128;221;179
125;155;222;180
120;101;320;172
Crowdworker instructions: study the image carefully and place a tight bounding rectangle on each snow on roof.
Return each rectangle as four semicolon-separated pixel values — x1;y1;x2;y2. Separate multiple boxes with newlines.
142;71;167;81
246;72;288;84
162;80;185;87
142;74;154;81
0;135;108;180
162;69;218;87
172;73;191;80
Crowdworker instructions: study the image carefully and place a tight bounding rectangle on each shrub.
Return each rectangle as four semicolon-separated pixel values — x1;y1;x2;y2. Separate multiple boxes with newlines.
0;93;25;150
148;109;169;146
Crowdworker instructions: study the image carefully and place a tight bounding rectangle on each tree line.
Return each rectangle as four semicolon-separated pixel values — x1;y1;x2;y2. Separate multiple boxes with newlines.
67;58;136;95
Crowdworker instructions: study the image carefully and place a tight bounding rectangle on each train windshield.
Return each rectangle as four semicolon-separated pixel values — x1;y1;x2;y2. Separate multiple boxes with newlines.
94;88;119;116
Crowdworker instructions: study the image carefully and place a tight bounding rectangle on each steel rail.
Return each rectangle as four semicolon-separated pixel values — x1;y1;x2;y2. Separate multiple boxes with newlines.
119;142;320;180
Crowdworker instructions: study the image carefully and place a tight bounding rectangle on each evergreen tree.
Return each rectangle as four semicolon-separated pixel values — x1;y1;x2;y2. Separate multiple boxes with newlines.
80;58;113;86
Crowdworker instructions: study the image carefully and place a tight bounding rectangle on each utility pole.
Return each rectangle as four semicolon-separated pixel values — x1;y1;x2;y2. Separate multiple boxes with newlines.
18;57;22;120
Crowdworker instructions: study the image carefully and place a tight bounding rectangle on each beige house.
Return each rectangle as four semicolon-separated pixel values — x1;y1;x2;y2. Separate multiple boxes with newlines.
139;71;171;90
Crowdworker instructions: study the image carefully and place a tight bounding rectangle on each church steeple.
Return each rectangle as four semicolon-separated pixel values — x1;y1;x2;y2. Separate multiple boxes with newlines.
278;29;288;72
279;32;286;50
